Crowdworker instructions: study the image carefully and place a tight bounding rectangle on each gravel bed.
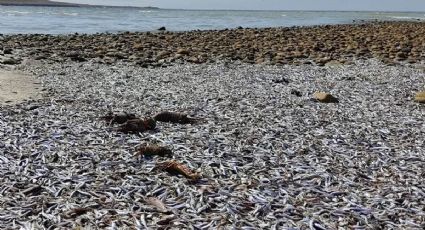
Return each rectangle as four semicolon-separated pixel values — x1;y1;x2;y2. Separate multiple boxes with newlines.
2;22;425;68
0;60;424;229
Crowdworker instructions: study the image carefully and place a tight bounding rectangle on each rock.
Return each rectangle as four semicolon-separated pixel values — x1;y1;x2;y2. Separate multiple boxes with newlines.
272;78;289;84
158;26;166;31
1;58;20;65
35;55;48;60
176;48;189;55
27;105;41;111
70;56;87;62
313;92;339;103
3;48;12;54
156;51;170;59
133;43;143;50
396;52;407;59
414;91;425;103
187;57;201;63
315;57;331;66
66;52;87;62
291;89;302;97
1;22;425;68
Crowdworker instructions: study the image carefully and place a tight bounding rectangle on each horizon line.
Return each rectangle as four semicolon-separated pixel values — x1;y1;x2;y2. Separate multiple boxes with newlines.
1;2;425;13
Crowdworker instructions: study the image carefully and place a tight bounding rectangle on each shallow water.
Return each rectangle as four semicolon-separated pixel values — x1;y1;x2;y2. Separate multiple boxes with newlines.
0;6;424;34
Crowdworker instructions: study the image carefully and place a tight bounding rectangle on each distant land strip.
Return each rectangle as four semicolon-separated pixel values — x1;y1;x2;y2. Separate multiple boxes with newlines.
0;0;159;8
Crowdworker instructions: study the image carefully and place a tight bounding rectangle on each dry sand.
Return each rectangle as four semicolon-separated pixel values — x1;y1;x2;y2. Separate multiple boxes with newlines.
0;69;42;104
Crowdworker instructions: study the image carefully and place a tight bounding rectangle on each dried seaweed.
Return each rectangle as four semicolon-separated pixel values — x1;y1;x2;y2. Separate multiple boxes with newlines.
154;111;199;124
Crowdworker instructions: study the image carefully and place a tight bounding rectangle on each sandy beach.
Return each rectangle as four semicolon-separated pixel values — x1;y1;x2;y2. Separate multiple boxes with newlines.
0;22;425;229
0;69;42;104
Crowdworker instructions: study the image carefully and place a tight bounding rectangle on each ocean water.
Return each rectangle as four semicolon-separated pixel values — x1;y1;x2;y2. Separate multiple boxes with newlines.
0;6;424;34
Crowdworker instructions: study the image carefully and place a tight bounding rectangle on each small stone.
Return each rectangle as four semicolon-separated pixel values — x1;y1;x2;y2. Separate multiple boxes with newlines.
291;89;302;97
176;48;189;55
27;105;41;111
158;26;166;31
1;58;20;65
414;91;425;103
3;48;12;54
187;57;200;63
396;52;407;59
313;92;339;103
156;51;170;59
272;78;289;84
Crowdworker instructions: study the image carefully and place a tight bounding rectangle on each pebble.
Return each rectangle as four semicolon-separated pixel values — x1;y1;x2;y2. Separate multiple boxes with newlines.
1;22;425;67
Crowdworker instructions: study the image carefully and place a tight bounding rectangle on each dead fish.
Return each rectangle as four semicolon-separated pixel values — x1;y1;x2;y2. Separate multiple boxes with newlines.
157;215;176;225
21;185;43;196
136;145;173;157
154;111;199;124
145;197;169;213
309;219;326;230
115;118;156;133
63;207;92;219
155;160;200;181
101;112;137;125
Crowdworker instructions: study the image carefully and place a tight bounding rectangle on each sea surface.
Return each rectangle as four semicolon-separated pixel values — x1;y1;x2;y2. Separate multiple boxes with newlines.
0;6;424;34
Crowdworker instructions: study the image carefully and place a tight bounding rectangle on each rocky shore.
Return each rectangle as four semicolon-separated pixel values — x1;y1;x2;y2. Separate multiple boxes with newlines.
1;21;425;68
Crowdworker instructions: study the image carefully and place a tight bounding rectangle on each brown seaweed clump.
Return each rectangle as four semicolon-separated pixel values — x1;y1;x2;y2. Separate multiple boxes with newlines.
101;112;137;125
136;145;173;157
116;118;156;133
156;160;200;181
154;111;198;124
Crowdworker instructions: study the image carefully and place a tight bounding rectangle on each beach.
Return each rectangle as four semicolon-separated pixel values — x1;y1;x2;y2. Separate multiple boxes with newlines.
1;22;425;229
1;22;425;67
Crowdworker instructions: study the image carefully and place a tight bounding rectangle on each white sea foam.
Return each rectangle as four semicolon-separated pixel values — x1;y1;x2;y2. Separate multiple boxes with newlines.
389;16;424;20
5;10;31;15
62;12;79;16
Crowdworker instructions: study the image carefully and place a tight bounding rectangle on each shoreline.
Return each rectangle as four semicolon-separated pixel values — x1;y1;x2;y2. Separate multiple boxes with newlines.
1;21;425;68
